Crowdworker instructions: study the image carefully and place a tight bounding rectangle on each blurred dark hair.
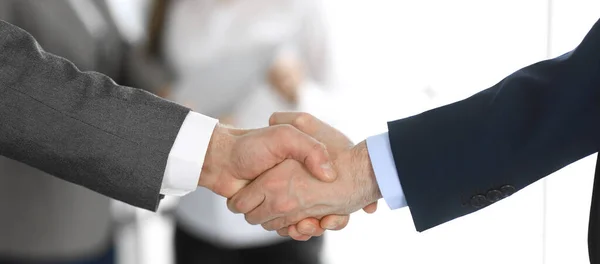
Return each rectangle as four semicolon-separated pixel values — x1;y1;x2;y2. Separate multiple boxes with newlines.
147;0;170;57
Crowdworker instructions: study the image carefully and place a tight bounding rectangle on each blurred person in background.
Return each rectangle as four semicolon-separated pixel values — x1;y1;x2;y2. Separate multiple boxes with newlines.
0;1;170;263
143;0;332;263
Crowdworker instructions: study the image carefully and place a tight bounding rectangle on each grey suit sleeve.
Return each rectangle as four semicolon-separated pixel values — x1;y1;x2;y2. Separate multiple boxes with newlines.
0;20;191;211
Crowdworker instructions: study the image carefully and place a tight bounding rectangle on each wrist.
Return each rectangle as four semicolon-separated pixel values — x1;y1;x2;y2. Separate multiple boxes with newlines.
334;141;382;209
350;141;383;204
198;124;235;190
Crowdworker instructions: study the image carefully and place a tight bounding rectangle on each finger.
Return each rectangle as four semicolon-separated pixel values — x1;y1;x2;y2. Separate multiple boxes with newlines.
233;160;306;225
263;217;324;236
320;215;350;231
269;112;353;158
269;112;317;133
288;225;311;241
261;217;286;231
227;185;265;214
244;198;280;225
277;227;289;237
296;218;325;236
267;125;336;182
260;209;309;231
362;201;378;214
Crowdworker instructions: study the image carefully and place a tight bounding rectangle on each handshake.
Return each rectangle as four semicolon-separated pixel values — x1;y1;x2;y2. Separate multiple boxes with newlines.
199;112;383;241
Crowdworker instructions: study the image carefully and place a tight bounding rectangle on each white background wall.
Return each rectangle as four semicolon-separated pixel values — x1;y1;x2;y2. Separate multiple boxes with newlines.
321;0;600;263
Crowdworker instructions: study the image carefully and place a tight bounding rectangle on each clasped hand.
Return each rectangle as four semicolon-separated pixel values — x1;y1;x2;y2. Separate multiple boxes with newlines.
200;112;381;241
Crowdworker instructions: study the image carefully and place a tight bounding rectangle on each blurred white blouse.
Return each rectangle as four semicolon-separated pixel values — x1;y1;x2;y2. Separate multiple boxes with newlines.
164;0;329;117
162;0;331;247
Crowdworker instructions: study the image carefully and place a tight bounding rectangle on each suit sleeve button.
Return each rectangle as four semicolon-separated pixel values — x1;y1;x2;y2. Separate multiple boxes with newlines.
500;185;517;197
486;190;503;202
470;195;487;208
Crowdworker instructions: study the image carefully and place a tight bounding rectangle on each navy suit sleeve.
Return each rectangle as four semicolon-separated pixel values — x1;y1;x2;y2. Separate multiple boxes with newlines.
388;18;600;232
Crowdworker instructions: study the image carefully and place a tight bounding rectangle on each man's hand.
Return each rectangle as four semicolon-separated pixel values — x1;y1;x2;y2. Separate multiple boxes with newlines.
227;112;382;240
227;141;382;235
197;123;337;198
267;112;378;240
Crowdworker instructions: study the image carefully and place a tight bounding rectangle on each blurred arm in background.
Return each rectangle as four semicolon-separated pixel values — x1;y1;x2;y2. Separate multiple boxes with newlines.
267;0;332;105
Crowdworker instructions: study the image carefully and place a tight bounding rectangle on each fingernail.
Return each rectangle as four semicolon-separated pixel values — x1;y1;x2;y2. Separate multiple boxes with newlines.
324;221;338;230
321;163;335;180
305;224;316;234
325;217;345;230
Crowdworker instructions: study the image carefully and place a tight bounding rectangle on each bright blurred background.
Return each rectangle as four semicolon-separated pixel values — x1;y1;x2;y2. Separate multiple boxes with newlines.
321;1;599;263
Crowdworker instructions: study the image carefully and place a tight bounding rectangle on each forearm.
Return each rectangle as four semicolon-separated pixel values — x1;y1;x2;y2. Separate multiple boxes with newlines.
340;141;383;207
389;19;600;231
0;20;190;210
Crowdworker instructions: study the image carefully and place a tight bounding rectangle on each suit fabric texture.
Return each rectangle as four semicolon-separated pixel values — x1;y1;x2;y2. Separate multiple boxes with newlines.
387;18;600;262
0;20;187;216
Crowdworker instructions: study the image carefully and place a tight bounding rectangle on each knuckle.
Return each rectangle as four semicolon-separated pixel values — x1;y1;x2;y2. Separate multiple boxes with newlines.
272;204;285;215
282;216;293;228
232;199;246;213
311;141;327;155
261;223;271;231
264;178;282;191
277;228;289;236
268;112;279;125
226;198;237;211
244;214;259;225
263;219;282;231
292;113;314;131
274;124;295;138
274;199;297;214
212;181;232;198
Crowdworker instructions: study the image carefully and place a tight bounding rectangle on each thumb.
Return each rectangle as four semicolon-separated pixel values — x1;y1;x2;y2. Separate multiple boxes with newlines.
320;215;350;230
263;125;337;182
362;201;378;214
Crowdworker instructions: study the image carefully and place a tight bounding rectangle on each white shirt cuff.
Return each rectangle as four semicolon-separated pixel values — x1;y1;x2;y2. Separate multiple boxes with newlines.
366;132;408;210
161;111;218;196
